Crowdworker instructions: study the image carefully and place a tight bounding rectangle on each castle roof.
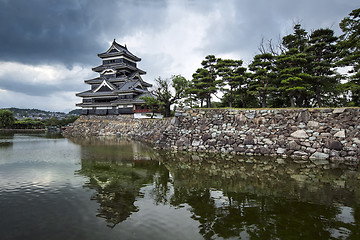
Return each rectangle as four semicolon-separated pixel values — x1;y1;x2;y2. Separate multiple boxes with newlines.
76;40;155;113
91;64;146;75
97;39;141;61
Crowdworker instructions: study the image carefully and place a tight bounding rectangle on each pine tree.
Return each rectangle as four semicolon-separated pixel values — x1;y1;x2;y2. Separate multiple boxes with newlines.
189;55;221;108
200;55;221;107
248;53;277;108
277;24;312;107
191;68;212;108
183;81;198;108
216;59;246;108
338;8;360;106
306;28;339;107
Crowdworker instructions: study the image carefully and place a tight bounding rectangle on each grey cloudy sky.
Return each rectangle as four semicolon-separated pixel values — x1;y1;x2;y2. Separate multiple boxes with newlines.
0;0;358;112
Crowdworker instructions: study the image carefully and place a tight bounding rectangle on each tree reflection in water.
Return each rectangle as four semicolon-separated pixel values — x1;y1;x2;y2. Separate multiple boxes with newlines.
73;136;163;228
77;159;162;228
72;136;360;239
161;151;360;239
0;132;14;148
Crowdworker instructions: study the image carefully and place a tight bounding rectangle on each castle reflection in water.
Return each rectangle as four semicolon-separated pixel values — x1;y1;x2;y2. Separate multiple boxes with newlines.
70;136;360;239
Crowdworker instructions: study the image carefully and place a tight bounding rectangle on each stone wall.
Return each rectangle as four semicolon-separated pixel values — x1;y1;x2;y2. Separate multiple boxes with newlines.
64;108;360;166
63;114;172;143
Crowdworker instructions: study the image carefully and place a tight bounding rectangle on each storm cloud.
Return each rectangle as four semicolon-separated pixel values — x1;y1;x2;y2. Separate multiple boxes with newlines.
0;0;358;112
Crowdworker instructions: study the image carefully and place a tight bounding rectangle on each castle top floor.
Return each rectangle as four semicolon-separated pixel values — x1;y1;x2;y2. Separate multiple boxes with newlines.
97;39;141;62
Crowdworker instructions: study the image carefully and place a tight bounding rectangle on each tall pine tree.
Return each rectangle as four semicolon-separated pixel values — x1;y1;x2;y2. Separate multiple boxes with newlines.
306;28;339;107
248;53;277;108
191;68;214;108
338;8;360;106
277;24;312;107
200;55;220;107
216;59;246;108
189;55;221;108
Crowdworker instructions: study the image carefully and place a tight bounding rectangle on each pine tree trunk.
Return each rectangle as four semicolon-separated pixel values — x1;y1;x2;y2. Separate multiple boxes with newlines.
205;92;210;108
207;97;211;108
165;103;171;117
262;95;266;108
207;93;211;108
290;93;295;108
315;84;322;107
262;80;268;108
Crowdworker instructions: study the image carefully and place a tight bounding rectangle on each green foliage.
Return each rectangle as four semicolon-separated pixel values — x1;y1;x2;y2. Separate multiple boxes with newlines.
186;20;352;109
13;118;45;129
68;109;82;115
190;68;212;107
183;80;199;108
274;24;342;108
58;115;79;126
190;55;222;108
220;91;259;108
42;115;79;127
338;8;360;106
10;115;78;129
248;53;277;107
282;24;308;52
4;107;65;117
216;58;247;108
276;25;313;107
0;107;79;129
149;75;189;117
0;109;15;128
140;95;160;118
172;75;189;99
306;28;339;107
154;8;360;109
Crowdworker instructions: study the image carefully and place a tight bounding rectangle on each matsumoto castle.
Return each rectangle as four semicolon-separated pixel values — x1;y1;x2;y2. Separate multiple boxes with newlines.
76;40;161;118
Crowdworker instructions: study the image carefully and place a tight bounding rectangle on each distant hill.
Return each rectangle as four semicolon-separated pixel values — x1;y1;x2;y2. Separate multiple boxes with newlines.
2;108;80;120
5;108;64;115
68;109;82;115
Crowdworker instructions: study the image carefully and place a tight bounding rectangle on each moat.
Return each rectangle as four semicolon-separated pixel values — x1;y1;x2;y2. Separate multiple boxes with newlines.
0;133;359;239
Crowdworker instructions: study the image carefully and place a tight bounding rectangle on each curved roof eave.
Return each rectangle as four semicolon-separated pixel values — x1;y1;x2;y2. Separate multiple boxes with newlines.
97;40;141;61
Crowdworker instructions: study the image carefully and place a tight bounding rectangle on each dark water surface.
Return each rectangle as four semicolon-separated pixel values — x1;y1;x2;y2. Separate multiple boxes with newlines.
0;133;359;240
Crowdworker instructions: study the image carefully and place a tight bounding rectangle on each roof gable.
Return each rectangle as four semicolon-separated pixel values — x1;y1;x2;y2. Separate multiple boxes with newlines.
106;42;123;54
133;81;145;89
109;48;119;53
118;80;138;91
130;72;152;87
98;39;141;61
93;79;116;93
130;72;142;81
97;85;112;92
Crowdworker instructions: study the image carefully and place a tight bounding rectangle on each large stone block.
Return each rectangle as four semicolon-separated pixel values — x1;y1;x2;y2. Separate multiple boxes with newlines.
334;130;346;138
202;133;212;142
260;147;270;154
326;139;343;150
333;108;346;114
310;152;329;161
244;136;254;145
192;140;201;147
297;110;311;122
288;140;301;150
277;148;286;154
307;121;319;128
290;130;308;138
235;113;247;123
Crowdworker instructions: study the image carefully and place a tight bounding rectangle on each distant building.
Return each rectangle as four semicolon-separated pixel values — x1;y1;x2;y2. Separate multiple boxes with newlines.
76;40;161;118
